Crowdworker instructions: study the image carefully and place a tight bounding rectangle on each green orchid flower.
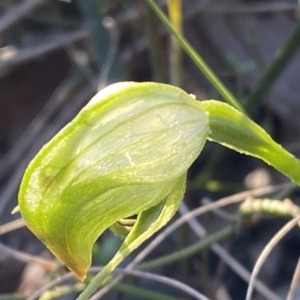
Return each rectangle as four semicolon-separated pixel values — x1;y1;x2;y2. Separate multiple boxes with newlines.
18;82;210;280
18;81;300;299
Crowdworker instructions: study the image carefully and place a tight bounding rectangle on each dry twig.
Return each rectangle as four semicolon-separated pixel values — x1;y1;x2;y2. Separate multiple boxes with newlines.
0;218;25;235
245;217;300;300
287;255;300;300
0;242;55;270
0;0;46;35
0;29;90;77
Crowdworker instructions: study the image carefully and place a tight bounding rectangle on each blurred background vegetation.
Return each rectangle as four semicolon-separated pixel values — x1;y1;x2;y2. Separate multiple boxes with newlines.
1;0;300;299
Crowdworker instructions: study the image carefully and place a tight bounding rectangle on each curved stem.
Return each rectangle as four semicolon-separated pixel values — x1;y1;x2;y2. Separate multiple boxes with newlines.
198;100;300;186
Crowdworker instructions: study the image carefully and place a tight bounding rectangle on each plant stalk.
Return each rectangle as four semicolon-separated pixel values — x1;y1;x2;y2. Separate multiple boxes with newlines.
146;0;245;113
247;21;300;112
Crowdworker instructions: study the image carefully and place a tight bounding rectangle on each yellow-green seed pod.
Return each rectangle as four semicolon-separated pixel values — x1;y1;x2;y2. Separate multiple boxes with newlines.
18;82;209;279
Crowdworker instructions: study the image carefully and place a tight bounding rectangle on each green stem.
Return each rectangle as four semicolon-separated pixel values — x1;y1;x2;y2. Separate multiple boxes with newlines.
138;226;233;271
167;0;183;87
199;100;300;187
0;295;26;300
247;21;300;112
146;0;245;113
76;255;123;300
77;228;232;299
39;283;85;300
115;283;182;300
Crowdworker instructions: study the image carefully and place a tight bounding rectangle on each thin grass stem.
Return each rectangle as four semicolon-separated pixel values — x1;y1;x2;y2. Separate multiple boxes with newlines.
287;255;300;300
137;226;233;271
0;243;56;270
167;0;183;87
146;0;245;113
247;22;300;112
245;217;300;300
0;219;25;235
114;283;186;300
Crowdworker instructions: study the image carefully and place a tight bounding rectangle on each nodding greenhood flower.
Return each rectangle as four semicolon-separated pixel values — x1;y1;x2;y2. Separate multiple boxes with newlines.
18;82;210;280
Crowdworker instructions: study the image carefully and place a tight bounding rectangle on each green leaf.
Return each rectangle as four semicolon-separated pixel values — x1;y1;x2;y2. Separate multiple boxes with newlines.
197;100;300;186
18;82;209;280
